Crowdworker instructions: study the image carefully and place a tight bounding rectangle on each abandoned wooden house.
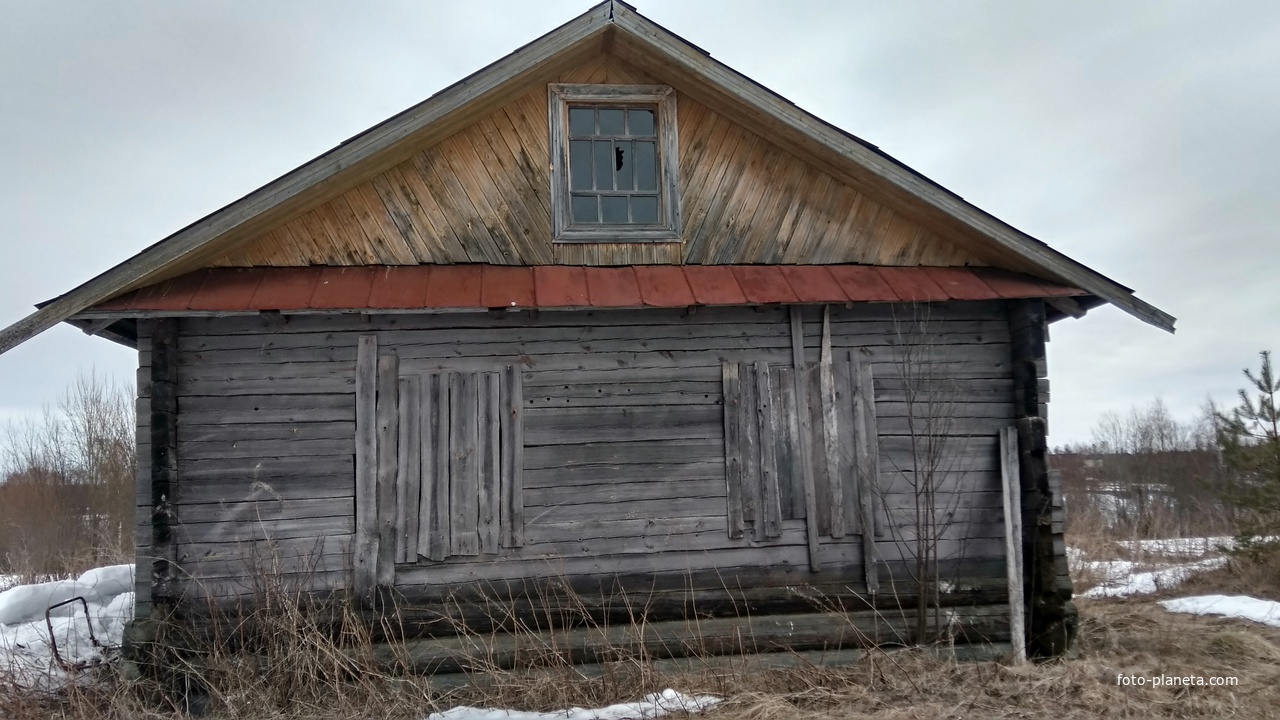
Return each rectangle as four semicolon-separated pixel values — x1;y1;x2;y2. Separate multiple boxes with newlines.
0;1;1173;669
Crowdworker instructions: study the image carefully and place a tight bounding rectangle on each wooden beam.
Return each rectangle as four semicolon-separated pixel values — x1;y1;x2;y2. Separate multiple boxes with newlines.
789;306;821;571
397;374;422;563
819;306;844;538
353;335;378;601
500;365;525;549
721;362;745;539
1000;425;1027;665
375;353;400;589
849;350;880;594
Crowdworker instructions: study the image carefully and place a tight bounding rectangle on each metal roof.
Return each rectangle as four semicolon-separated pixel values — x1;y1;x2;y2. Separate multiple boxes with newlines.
93;265;1084;314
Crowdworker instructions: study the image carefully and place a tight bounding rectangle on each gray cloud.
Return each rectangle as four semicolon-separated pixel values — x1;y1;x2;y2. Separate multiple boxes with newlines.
2;0;1278;445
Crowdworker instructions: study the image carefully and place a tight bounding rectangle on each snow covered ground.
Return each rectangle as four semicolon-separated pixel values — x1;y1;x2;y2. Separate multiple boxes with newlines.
1071;535;1244;599
426;690;721;720
0;564;134;690
1160;595;1280;628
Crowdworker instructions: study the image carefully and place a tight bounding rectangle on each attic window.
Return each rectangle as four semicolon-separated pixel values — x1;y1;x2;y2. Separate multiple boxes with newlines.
549;84;681;243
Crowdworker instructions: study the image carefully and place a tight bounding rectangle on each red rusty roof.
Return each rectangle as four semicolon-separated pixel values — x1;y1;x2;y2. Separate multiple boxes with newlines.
93;265;1086;314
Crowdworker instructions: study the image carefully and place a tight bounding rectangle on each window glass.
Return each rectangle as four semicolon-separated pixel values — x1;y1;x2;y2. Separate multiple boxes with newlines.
601;196;629;224
615;141;633;191
634;141;656;192
569;107;595;135
593;140;613;191
572;195;598;223
628;109;655;136
569;140;593;191
631;195;659;224
598;108;625;135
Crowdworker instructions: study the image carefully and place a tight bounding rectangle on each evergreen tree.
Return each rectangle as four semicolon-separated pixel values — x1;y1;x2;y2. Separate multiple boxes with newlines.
1216;351;1280;535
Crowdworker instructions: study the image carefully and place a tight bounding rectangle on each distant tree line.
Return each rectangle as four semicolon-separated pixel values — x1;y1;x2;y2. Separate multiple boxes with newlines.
0;372;134;577
1052;351;1280;540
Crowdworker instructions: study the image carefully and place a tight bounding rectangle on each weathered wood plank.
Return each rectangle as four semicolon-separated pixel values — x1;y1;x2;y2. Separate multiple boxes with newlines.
524;516;727;544
522;405;723;445
376;354;400;587
450;372;480;557
850;350;880;594
772;365;802;520
180;497;355;525
739;362;760;528
790;307;821;571
1000;425;1026;664
820;306;845;538
479;372;501;555
397;374;422;563
501;364;524;548
524;438;722;469
754;360;782;540
525;479;724;508
525;461;723;489
353;334;378;600
419;372;451;562
721;362;745;539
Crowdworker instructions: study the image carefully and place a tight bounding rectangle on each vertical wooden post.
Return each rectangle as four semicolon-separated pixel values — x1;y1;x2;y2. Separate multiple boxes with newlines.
789;306;822;571
850;350;880;594
375;353;400;590
721;362;745;539
819;306;845;538
1000;425;1027;664
149;318;179;608
396;375;421;563
353;335;378;601
501;365;525;549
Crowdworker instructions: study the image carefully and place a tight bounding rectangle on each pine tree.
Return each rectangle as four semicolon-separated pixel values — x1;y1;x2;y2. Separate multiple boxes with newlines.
1216;351;1280;535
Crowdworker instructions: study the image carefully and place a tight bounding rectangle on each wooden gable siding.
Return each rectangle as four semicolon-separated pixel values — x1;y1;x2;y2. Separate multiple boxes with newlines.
210;55;983;269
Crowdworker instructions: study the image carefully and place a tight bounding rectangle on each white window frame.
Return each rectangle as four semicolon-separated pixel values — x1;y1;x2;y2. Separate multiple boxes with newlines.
548;83;681;243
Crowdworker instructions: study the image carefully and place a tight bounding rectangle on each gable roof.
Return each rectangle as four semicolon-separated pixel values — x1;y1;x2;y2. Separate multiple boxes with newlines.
0;1;1173;355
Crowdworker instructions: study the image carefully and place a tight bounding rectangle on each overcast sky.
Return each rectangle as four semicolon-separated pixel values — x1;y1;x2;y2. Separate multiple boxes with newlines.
2;0;1277;446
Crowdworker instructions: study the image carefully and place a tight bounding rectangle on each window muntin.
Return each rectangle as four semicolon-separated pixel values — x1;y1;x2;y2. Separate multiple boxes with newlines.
548;84;681;243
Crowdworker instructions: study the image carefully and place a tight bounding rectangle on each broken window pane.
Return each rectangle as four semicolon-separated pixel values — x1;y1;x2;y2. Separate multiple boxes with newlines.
628;109;655;136
614;141;633;191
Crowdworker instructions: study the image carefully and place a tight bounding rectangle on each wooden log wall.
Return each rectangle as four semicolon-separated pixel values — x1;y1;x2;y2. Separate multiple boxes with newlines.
1009;299;1076;658
150;302;1018;643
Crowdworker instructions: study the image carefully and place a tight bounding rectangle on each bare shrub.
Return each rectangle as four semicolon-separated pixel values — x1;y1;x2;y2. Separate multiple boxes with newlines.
0;371;135;578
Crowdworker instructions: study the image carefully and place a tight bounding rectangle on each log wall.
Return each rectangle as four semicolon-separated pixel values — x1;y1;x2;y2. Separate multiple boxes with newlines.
139;301;1020;650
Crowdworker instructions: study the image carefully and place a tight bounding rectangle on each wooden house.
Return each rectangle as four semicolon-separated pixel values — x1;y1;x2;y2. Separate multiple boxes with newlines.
0;2;1173;668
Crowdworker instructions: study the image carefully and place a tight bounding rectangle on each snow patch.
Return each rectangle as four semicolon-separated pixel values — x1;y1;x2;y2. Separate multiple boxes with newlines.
426;689;721;720
1082;557;1227;598
1160;595;1280;628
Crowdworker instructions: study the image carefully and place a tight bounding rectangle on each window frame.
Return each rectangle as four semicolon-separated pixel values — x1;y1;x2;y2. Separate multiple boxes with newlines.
548;83;681;243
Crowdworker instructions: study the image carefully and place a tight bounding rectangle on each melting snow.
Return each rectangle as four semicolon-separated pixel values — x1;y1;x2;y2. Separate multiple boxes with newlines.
1160;595;1280;628
1081;557;1228;598
0;564;135;690
425;689;721;720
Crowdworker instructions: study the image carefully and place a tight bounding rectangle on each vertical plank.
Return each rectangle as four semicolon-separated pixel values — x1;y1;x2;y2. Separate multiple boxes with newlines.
149;319;179;606
754;360;782;539
375;353;400;589
820;306;845;538
739;362;760;530
353;334;379;599
421;372;451;562
770;365;800;520
789;306;822;571
850;350;880;593
478;372;501;554
806;364;832;537
1001;425;1027;664
396;374;422;564
501;364;525;548
721;362;745;539
450;372;480;556
834;353;860;534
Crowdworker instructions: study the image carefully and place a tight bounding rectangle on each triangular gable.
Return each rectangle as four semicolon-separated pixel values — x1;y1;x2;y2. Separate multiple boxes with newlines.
0;1;1172;355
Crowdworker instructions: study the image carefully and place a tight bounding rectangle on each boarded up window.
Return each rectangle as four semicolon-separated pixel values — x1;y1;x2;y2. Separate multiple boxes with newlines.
356;350;523;580
722;356;869;541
